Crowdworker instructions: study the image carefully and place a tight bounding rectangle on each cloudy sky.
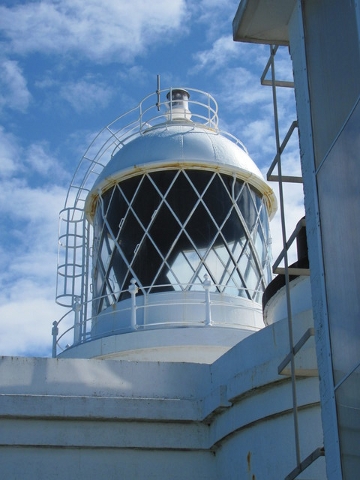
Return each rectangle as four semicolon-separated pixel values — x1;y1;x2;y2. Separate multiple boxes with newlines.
0;0;304;357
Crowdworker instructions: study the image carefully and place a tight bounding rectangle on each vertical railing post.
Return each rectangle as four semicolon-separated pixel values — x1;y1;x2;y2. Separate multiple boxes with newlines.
73;296;81;344
52;321;59;358
129;278;138;330
203;274;212;326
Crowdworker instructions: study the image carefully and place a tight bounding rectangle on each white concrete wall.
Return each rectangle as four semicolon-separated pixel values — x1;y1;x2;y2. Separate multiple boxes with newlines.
0;314;325;479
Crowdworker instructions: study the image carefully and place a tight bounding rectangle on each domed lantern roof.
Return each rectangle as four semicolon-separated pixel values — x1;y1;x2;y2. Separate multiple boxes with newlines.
85;123;276;221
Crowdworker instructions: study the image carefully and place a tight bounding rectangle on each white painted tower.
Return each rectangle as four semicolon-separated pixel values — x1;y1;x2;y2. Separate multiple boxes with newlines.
54;86;277;361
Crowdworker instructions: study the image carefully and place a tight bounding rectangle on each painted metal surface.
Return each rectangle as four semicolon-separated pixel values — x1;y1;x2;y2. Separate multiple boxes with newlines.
84;124;276;220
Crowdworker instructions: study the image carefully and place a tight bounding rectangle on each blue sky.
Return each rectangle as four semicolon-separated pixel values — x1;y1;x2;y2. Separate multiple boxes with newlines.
0;0;304;356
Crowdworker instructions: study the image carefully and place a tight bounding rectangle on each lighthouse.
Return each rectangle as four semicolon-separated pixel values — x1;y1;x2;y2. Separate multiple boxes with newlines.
54;86;277;361
1;84;325;479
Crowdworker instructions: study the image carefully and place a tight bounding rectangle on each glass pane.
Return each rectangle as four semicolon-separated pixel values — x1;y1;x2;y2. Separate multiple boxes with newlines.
205;249;226;285
168;251;196;287
186;169;213;195
223;277;239;296
94;263;105;298
259;200;270;239
186;202;217;250
233;178;245;200
100;233;112;271
203;174;232;227
131;175;161;228
166;171;198;223
94;197;104;231
149;170;177;195
222;209;246;245
254;225;265;265
152;264;178;292
119;175;141;202
220;173;236;196
120;211;144;262
110;248;128;293
228;239;244;260
237;184;257;231
108;267;120;297
102;185;115;217
149;203;180;257
227;263;243;289
103;285;111;309
239;245;261;293
184;249;202;270
105;185;129;237
215;242;232;265
166;269;182;291
132;237;163;288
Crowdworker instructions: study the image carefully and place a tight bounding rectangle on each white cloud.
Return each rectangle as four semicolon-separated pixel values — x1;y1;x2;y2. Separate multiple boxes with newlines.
60;78;114;113
192;35;239;73
0;180;67;356
25;143;69;180
0;284;64;357
0;126;69;356
241;118;274;156
0;0;187;63
0;59;31;112
0;127;20;177
188;0;238;33
269;182;305;267
0;126;69;183
0;179;65;225
218;67;272;111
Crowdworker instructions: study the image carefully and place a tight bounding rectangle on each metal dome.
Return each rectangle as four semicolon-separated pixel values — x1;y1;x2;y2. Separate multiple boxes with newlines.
85;123;277;221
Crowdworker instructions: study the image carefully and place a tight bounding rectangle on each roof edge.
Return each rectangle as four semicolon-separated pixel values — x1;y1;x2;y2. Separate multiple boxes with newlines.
84;160;277;223
233;0;296;45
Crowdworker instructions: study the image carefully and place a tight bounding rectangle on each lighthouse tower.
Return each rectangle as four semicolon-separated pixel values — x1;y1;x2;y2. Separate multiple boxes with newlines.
54;86;277;361
1;84;325;480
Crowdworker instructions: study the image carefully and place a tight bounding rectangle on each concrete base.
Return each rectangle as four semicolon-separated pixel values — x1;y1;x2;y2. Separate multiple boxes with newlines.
59;325;258;362
0;314;326;479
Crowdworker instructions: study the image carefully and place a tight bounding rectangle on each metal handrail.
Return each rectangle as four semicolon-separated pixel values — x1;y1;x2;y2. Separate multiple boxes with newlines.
52;280;263;357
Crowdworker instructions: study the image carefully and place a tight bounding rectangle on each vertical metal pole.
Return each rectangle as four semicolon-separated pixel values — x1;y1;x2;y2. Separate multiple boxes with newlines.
73;296;81;344
156;74;161;111
52;321;59;358
208;95;211;126
269;44;301;467
203;274;212;326
82;219;90;341
129;278;138;330
169;87;173;121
